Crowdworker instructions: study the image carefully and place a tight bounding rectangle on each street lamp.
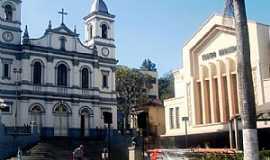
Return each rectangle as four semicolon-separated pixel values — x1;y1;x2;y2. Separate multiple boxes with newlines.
182;117;189;148
101;148;109;160
131;107;136;129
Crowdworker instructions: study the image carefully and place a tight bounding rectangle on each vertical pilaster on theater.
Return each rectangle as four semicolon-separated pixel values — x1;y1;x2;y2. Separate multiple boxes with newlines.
225;59;234;119
208;63;218;123
216;61;227;123
200;66;211;124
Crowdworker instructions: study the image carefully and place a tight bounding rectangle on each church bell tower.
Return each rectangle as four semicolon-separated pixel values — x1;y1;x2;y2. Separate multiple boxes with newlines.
0;0;21;45
84;0;115;59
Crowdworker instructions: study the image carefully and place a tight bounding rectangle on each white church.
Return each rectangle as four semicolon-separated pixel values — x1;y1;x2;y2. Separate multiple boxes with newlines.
0;0;117;137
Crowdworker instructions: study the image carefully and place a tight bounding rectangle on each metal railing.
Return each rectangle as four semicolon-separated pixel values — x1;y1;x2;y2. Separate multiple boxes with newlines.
33;85;42;92
5;126;31;135
57;87;68;95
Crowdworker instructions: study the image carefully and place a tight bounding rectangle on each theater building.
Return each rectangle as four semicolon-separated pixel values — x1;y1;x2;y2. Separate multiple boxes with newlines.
163;15;270;148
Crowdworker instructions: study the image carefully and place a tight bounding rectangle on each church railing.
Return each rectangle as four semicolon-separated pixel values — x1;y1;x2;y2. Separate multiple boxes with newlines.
82;89;91;95
57;87;68;95
33;85;42;92
5;126;32;136
21;83;100;96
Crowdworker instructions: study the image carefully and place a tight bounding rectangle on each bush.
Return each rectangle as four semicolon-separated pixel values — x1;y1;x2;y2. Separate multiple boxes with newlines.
199;154;242;160
199;150;270;160
260;150;270;160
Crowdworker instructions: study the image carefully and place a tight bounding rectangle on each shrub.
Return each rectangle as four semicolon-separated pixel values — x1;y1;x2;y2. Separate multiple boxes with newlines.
199;151;270;160
260;150;270;160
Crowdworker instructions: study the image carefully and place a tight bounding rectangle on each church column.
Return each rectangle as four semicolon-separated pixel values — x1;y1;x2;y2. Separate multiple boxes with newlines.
21;58;31;82
111;67;116;91
46;58;54;85
73;63;80;88
92;62;99;89
208;64;218;123
216;61;227;123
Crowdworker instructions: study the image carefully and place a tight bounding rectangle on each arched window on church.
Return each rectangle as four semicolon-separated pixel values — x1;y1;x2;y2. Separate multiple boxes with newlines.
57;64;68;87
55;104;68;113
101;24;108;39
4;5;13;21
81;68;90;89
30;105;44;114
33;62;42;85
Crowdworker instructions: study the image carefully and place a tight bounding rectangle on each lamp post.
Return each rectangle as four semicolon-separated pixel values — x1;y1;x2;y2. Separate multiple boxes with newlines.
13;68;22;128
131;107;136;130
182;117;189;148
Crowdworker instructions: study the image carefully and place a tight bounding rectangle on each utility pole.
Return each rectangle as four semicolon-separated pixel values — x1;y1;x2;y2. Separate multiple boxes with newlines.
182;117;189;148
231;0;259;159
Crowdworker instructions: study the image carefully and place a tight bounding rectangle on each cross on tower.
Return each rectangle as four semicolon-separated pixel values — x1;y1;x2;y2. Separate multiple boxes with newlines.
58;8;68;24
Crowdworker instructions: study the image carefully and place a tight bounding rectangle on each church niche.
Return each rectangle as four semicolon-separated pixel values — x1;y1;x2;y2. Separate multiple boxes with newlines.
4;4;13;21
101;24;108;39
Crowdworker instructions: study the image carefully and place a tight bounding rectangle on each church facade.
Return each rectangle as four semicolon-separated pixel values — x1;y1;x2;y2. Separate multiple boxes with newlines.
0;0;117;137
164;15;270;147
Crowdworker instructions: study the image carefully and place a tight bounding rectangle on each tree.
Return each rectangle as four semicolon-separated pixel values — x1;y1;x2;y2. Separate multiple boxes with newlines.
141;59;157;71
158;73;174;103
116;65;153;129
225;0;259;159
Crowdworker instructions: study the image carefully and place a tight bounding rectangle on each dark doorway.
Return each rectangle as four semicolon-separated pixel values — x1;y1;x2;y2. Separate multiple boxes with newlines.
80;115;85;137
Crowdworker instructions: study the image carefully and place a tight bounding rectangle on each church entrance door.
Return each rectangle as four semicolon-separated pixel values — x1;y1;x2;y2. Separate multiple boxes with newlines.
54;115;68;136
29;104;45;135
80;107;94;137
53;102;70;137
80;115;85;137
32;114;42;134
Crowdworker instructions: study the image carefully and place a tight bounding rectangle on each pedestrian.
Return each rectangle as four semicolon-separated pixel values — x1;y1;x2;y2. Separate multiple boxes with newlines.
73;144;84;160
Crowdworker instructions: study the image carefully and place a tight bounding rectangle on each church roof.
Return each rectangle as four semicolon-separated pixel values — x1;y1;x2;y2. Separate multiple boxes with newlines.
49;23;79;37
90;0;109;14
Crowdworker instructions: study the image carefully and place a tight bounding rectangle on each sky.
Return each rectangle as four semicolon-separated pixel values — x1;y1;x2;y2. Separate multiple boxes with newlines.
22;0;270;77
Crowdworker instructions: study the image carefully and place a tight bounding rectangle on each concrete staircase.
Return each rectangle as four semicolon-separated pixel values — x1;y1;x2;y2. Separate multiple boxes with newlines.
8;138;106;160
22;143;56;160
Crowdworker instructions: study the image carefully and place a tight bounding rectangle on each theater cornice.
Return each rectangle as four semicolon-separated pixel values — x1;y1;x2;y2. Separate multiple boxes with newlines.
190;25;235;54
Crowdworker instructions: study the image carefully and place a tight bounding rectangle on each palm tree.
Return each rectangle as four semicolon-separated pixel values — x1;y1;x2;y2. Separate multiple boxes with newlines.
224;0;259;160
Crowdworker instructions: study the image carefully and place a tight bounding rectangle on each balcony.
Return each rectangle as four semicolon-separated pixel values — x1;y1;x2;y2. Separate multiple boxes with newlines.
33;85;42;92
82;89;92;95
57;87;68;95
5;126;31;136
20;83;99;97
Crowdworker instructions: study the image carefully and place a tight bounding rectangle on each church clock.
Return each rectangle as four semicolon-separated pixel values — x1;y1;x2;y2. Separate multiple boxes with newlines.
102;47;110;57
2;31;14;42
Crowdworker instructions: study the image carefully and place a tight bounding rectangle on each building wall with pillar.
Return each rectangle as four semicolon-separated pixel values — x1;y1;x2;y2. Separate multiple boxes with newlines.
163;14;270;138
0;0;118;138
